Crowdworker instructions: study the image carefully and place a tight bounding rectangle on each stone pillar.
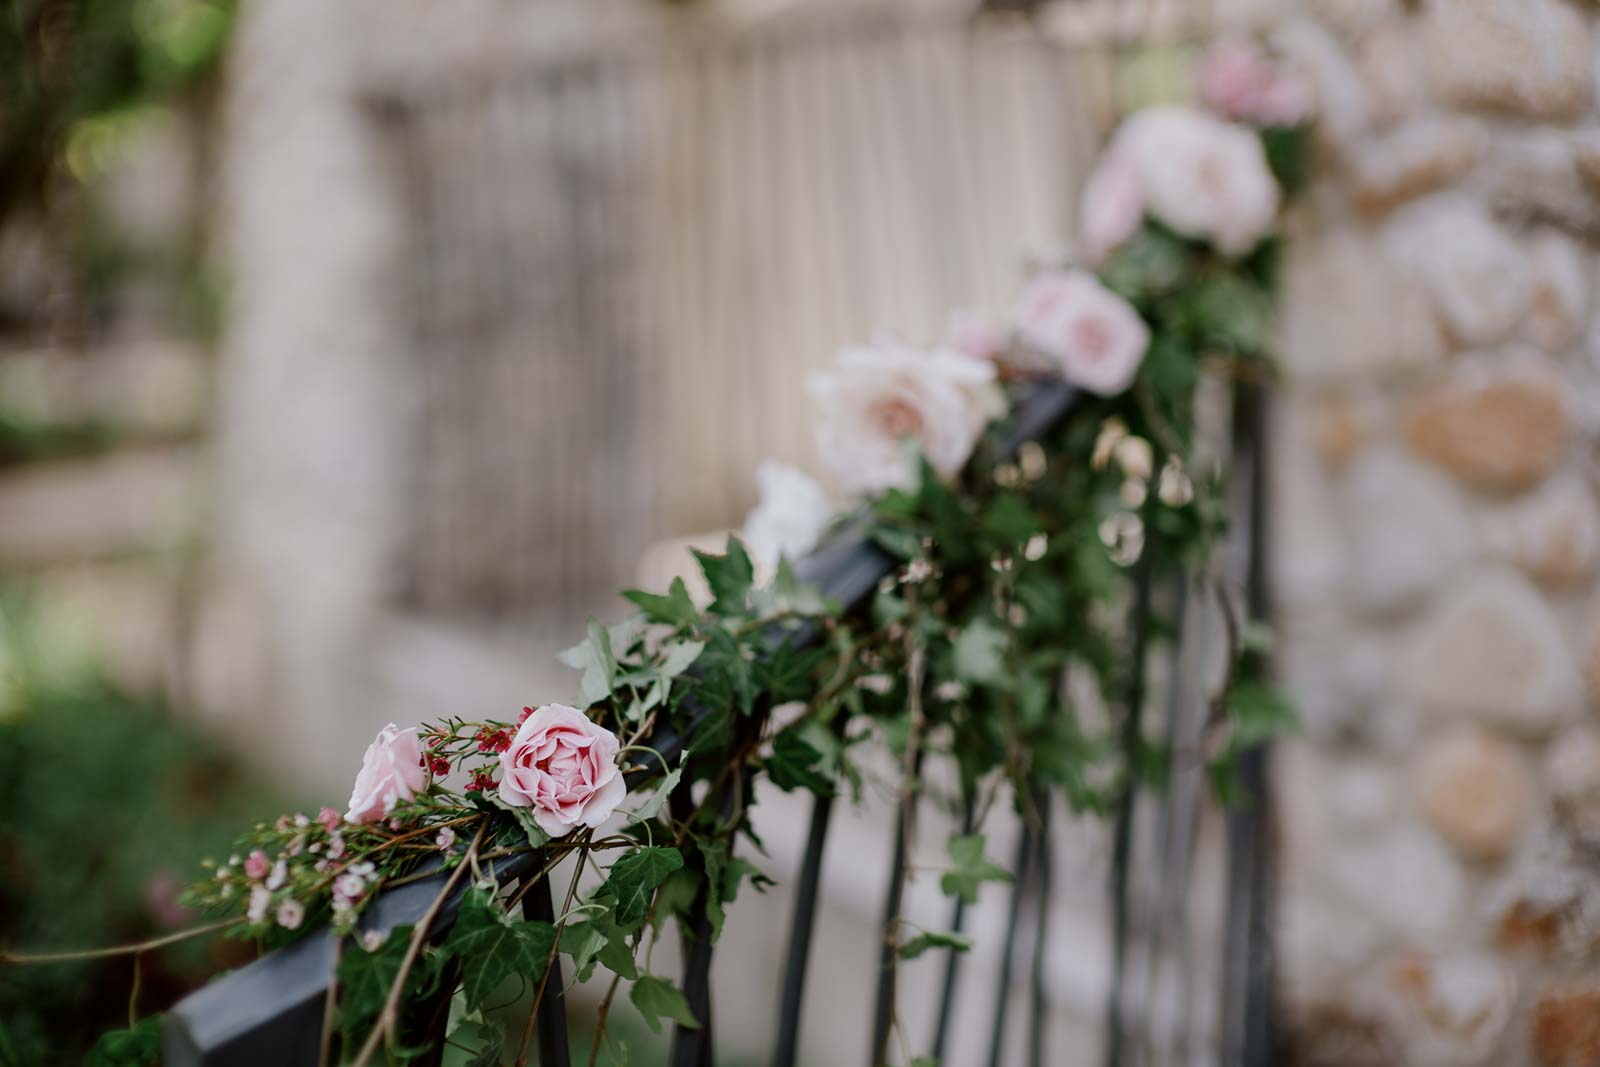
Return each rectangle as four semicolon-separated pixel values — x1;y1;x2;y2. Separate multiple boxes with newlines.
1272;1;1600;1064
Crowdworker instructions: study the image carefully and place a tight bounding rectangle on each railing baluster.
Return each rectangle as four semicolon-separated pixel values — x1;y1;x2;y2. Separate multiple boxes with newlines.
868;762;921;1067
929;799;976;1062
1105;547;1156;1067
525;874;573;1067
772;789;836;1067
985;816;1036;1067
1027;794;1053;1067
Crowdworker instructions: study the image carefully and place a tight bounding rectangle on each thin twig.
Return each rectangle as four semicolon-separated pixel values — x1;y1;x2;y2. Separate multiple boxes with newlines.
317;936;342;1067
1;917;242;964
587;970;625;1067
349;820;487;1067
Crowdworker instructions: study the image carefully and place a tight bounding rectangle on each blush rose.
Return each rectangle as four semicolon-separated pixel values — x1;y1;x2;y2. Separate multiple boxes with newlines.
344;723;429;824
497;704;627;838
810;341;1003;495
1014;269;1150;396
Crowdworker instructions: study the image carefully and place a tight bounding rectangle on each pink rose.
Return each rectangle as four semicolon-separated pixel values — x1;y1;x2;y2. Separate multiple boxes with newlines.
344;723;429;824
1078;147;1144;264
496;704;627;838
1014;270;1150;396
1196;39;1313;128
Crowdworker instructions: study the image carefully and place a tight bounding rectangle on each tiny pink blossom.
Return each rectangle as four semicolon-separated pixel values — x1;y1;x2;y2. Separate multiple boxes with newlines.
436;826;457;851
318;807;342;833
334;873;366;904
1014;270;1150;396
496;704;627;838
247;886;271;925
244;850;270;881
1195;38;1313;128
276;899;305;930
362;930;385;952
344;723;429;825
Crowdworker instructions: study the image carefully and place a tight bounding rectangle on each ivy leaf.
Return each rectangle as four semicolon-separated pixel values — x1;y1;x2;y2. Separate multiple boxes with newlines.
1227;679;1297;748
630;758;685;823
84;1016;162;1067
765;729;833;795
450;1020;506;1067
897;930;973;961
695;627;756;717
953;619;1008;686
600;847;684;929
754;643;828;706
939;834;1012;904
337;924;442;1036
649;867;703;931
558;618;619;708
870;523;922;562
693;537;755;615
561;911;638;983
658;639;705;680
443;887;557;1010
622;577;698;627
488;791;550;850
630;974;700;1034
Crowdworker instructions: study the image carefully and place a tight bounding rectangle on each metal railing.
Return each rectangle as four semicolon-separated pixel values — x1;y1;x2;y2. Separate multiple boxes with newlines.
163;377;1277;1066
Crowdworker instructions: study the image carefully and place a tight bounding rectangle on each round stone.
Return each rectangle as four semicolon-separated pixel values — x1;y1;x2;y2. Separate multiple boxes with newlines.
1415;724;1532;860
1406;355;1569;492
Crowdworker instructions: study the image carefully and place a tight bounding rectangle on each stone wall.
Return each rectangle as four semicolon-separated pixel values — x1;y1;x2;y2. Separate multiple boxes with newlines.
1272;1;1600;1063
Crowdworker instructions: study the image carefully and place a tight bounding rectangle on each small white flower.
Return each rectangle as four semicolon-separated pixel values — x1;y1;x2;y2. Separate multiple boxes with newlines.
435;827;457;851
275;899;305;930
266;859;288;891
935;681;967;702
293;814;310;828
350;861;376;878
327;833;346;860
314;859;330;873
228;854;241;867
247;886;272;925
741;460;833;570
858;674;894;695
362;930;385;952
810;342;1003;495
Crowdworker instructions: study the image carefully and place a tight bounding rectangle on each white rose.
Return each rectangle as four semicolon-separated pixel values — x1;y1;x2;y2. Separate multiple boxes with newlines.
810;342;1003;495
1116;106;1280;256
1078;146;1144;264
1014;270;1150;396
741;460;833;569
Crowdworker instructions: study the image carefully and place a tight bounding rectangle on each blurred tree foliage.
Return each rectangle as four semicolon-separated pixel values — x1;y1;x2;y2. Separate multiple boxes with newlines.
0;594;284;1065
0;0;233;228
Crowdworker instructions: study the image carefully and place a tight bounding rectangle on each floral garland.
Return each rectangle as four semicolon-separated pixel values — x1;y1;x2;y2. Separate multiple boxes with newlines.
35;39;1311;1067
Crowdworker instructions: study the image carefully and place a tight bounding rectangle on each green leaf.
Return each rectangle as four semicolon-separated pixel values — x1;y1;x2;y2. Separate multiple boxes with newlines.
754;643;828;706
622;577;698;627
657;639;705;680
693;537;755;615
488;791;551;850
694;627;756;717
870;523;922;562
766;729;833;795
84;1016;161;1067
1227;679;1297;748
600;847;685;929
558;618;619;708
443;887;558;1010
953;619;1008;686
898;929;973;961
337;924;443;1036
561;911;638;983
631;758;685;823
630;974;700;1034
939;834;1012;905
